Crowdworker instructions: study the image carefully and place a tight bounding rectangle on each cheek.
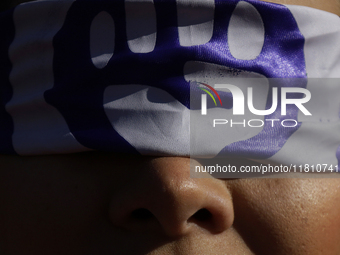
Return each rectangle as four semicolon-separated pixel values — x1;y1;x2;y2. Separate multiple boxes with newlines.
261;0;340;16
0;162;112;254
230;178;340;255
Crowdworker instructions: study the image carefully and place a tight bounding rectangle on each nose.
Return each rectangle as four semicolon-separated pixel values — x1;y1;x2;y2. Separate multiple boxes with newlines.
109;157;234;237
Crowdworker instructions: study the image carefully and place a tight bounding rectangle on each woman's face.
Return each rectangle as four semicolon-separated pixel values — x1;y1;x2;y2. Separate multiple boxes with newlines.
1;0;340;254
1;153;340;254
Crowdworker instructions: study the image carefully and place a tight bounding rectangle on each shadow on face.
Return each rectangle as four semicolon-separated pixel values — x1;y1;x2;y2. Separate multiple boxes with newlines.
0;152;340;254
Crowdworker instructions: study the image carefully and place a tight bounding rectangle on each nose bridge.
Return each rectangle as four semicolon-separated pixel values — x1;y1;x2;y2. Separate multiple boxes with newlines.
109;157;234;237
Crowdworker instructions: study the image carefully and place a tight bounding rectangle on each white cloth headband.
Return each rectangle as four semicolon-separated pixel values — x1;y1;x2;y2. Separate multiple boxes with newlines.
0;0;340;168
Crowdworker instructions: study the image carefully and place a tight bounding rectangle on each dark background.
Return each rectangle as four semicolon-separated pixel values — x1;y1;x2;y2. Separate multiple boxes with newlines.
0;0;31;13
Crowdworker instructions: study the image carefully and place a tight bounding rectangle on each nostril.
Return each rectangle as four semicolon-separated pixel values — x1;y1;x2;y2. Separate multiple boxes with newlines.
131;208;154;220
188;208;227;234
190;208;212;222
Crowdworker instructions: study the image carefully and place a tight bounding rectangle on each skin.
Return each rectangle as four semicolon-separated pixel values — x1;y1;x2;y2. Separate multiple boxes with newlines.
0;153;340;254
1;0;340;254
264;0;340;15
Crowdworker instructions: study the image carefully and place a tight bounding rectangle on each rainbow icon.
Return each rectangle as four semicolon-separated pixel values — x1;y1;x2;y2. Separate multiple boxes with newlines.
197;82;223;106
